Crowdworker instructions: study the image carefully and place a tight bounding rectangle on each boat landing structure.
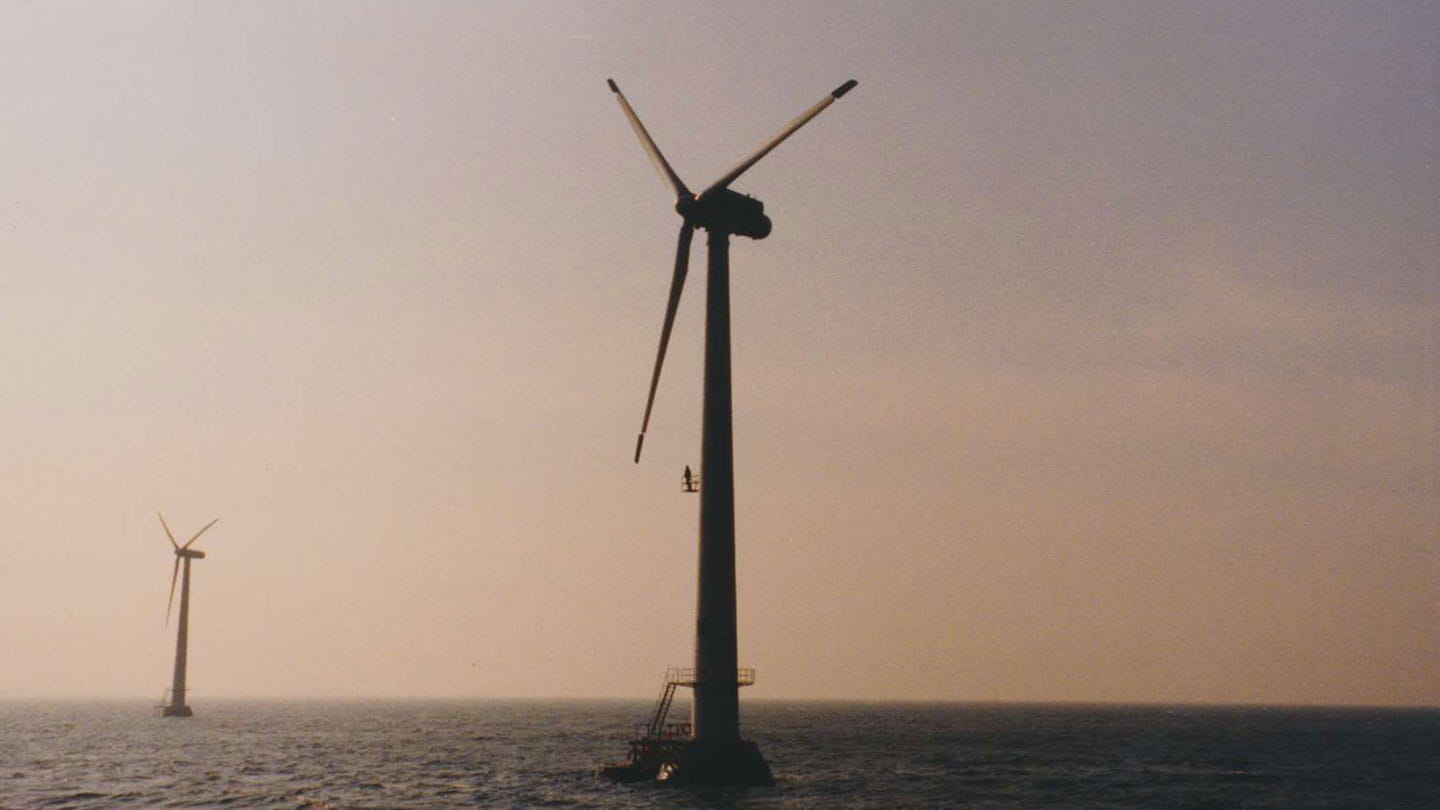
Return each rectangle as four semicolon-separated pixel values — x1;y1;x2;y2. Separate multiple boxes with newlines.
155;687;192;717
599;667;763;784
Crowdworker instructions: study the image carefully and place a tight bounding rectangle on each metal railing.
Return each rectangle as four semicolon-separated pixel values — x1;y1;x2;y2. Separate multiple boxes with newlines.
663;667;755;687
642;667;757;740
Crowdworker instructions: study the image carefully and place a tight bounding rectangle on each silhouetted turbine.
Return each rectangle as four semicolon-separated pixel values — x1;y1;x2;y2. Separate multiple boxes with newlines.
159;513;215;718
609;77;857;786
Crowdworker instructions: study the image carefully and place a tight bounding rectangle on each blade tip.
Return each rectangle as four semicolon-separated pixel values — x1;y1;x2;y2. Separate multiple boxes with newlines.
833;79;858;98
607;78;619;93
634;433;645;463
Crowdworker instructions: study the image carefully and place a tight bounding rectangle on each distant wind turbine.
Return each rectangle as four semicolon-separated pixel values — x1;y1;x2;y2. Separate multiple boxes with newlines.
158;512;216;718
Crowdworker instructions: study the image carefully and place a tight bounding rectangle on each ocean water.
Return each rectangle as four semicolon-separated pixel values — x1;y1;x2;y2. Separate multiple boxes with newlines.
2;700;1436;808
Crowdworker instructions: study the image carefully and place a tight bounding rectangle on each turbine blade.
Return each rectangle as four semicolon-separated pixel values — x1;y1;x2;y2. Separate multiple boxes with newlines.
636;222;694;463
699;79;859;199
608;78;692;200
181;518;218;550
166;557;179;626
158;512;178;550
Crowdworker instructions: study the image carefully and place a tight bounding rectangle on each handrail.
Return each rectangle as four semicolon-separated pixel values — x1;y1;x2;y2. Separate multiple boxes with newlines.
663;667;755;688
640;666;758;741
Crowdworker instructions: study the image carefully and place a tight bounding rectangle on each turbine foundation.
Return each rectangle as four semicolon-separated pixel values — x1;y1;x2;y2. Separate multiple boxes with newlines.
666;738;772;786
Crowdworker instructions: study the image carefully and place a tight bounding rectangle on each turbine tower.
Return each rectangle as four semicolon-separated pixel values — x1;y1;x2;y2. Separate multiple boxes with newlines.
609;77;857;786
158;513;216;718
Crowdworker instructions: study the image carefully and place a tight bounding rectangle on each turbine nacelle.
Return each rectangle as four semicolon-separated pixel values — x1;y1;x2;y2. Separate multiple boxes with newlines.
678;189;771;240
176;548;207;559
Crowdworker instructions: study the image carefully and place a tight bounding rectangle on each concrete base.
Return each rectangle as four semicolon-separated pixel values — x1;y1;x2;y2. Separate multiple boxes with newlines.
664;738;772;787
161;704;193;717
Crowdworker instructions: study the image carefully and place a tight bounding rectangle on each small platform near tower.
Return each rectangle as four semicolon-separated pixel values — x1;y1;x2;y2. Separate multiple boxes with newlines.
599;667;768;785
156;688;193;717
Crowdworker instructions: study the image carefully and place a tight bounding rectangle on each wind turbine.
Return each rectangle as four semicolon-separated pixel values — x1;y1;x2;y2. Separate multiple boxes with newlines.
608;77;858;786
158;512;216;718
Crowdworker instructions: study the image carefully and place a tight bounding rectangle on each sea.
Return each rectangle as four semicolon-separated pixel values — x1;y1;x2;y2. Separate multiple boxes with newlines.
2;700;1436;809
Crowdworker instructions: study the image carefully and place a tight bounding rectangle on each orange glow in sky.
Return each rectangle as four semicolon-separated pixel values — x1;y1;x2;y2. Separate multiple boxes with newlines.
1;1;1435;707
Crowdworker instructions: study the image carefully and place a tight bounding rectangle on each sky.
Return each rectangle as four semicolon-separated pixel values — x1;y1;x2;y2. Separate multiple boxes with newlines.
1;1;1436;707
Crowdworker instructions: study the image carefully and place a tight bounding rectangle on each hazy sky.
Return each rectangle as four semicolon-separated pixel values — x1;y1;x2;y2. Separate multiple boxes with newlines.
2;1;1435;706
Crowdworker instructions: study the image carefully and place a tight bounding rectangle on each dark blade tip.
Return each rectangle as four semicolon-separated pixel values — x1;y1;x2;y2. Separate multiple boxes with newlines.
607;78;619;93
832;79;858;99
634;433;646;463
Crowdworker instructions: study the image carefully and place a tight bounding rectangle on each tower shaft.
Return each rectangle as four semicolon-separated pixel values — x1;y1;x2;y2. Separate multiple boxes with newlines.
165;557;194;716
694;228;739;743
671;226;771;785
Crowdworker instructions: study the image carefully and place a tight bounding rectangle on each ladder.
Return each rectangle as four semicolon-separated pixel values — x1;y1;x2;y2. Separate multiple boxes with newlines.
643;666;755;739
646;668;692;738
